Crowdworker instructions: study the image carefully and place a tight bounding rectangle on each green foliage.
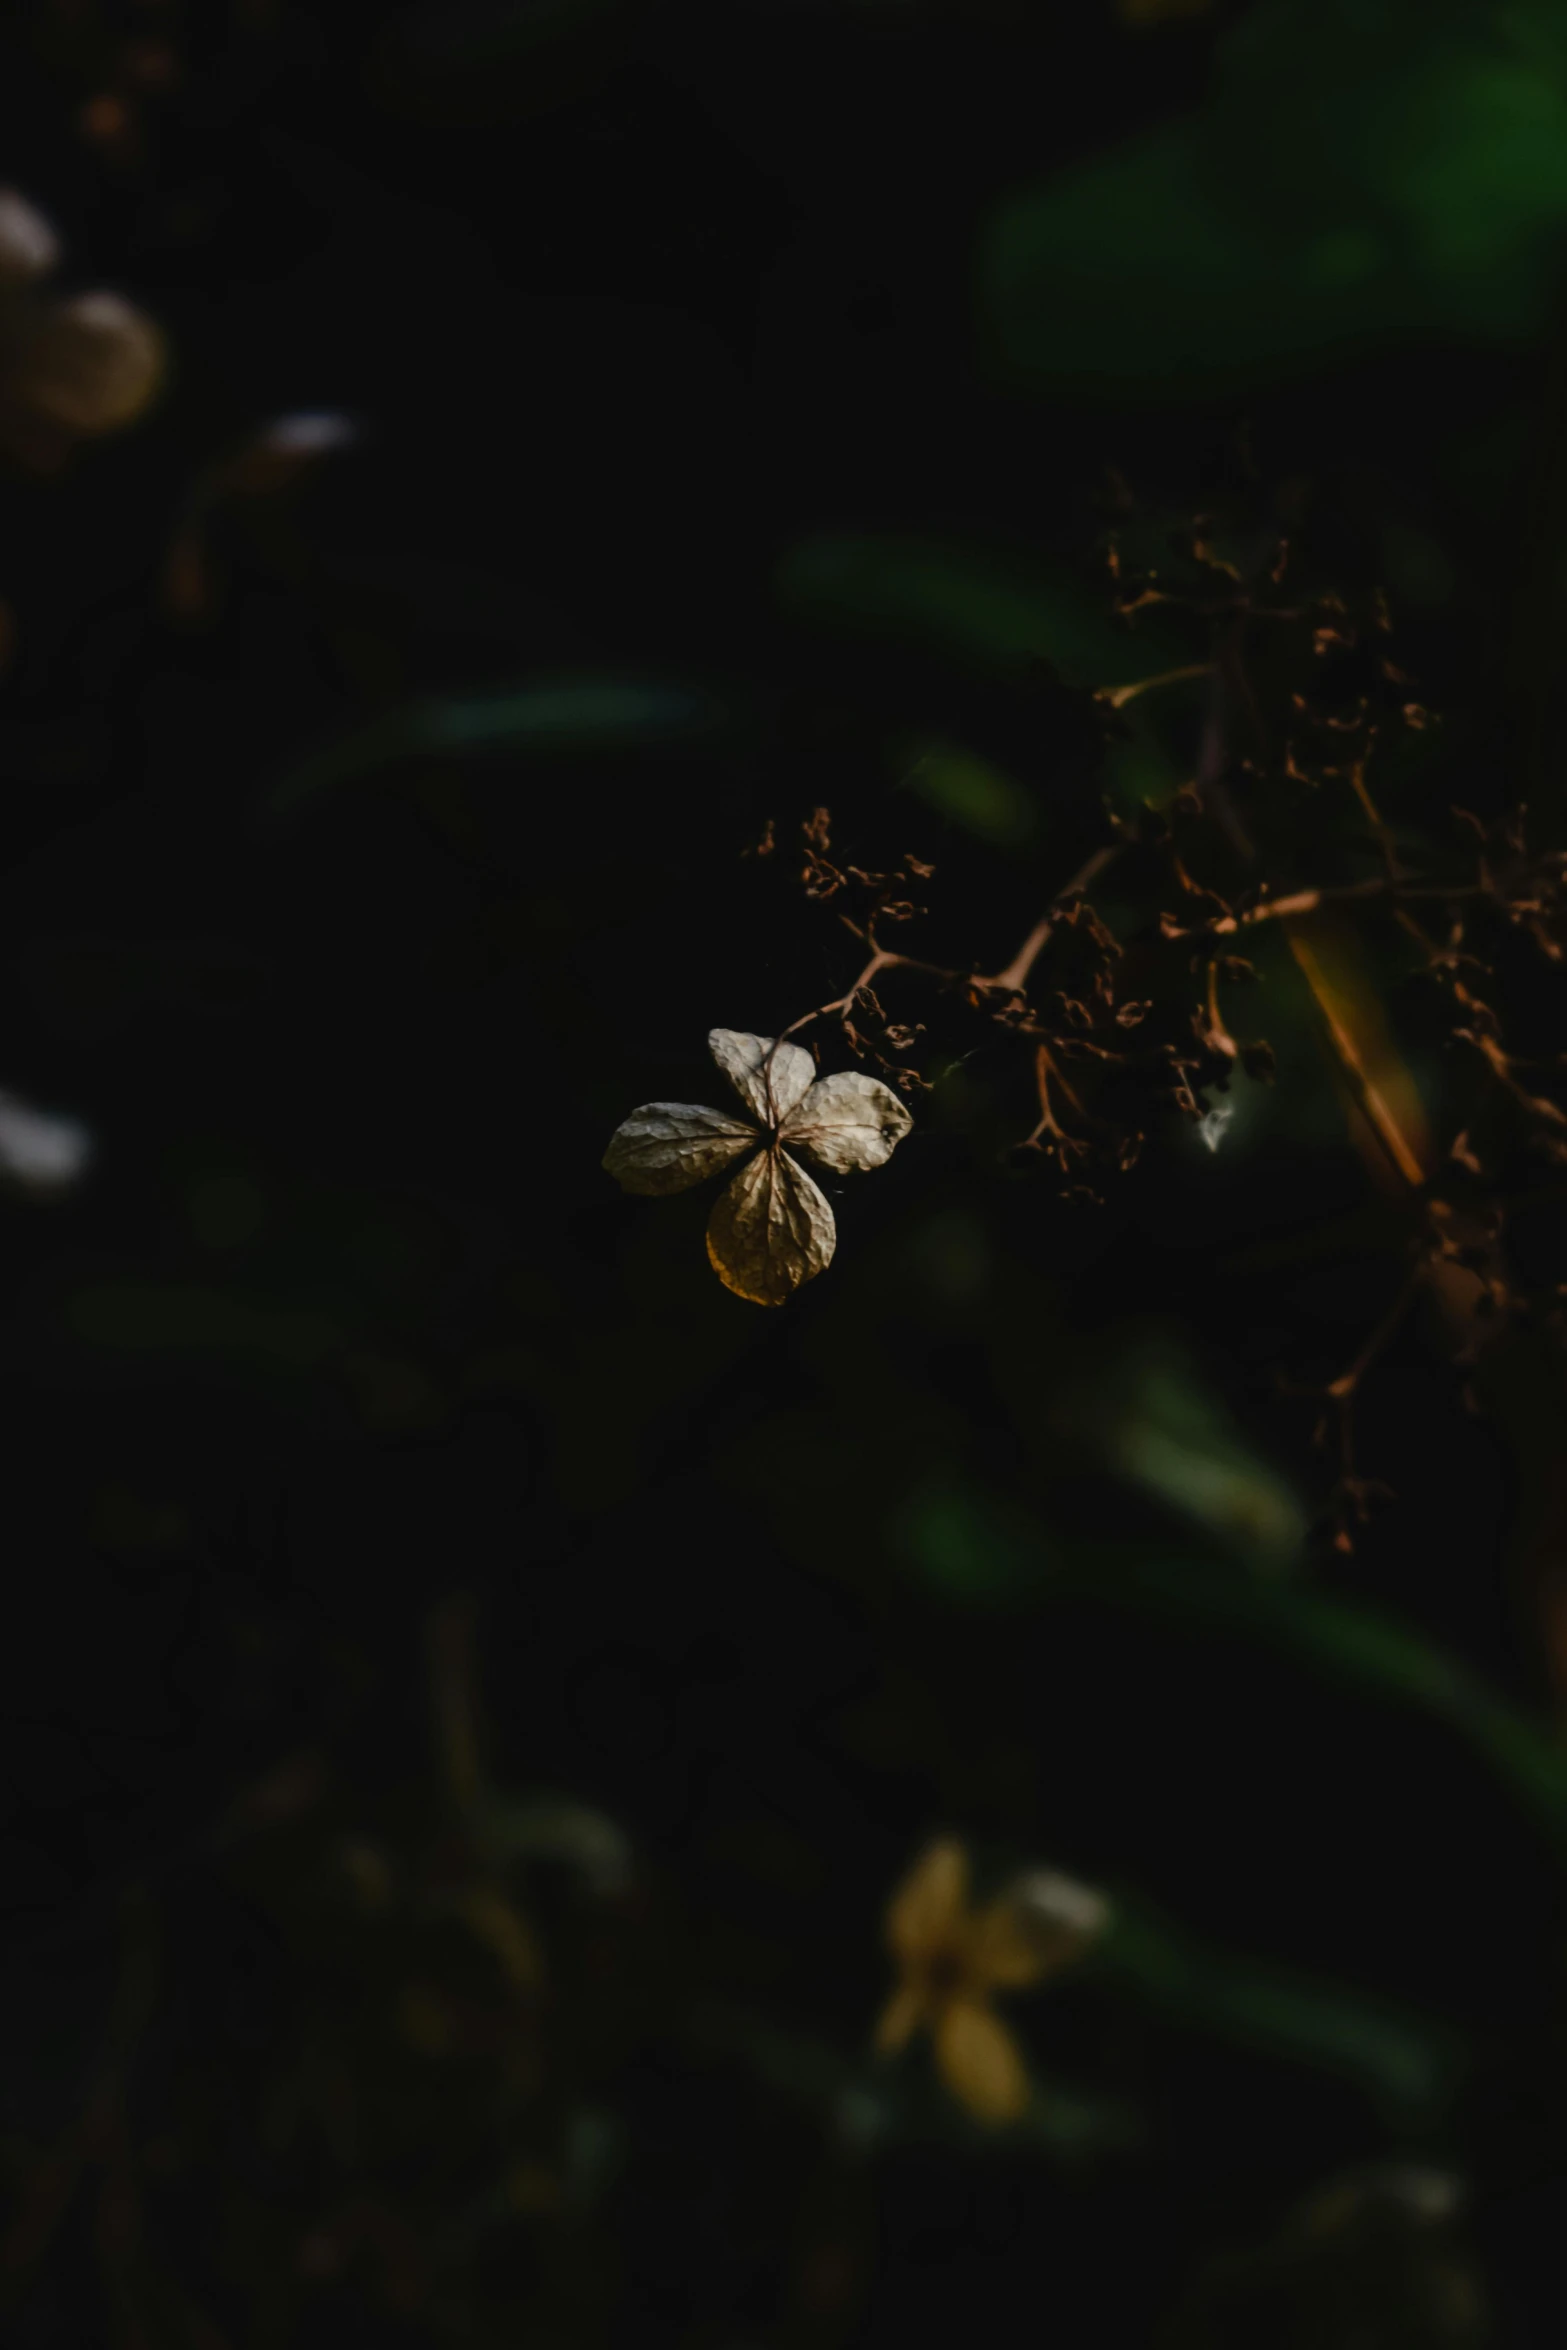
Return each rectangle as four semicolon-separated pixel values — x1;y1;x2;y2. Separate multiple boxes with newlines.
1073;1339;1310;1572
272;679;728;811
888;1483;1567;1855
898;737;1041;846
778;532;1191;687
1073;1554;1567;1856
1098;1897;1461;2121
7;0;1566;2338
985;0;1567;393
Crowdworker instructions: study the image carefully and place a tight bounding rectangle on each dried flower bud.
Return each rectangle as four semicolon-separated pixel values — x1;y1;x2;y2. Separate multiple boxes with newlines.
0;189;62;287
13;290;166;435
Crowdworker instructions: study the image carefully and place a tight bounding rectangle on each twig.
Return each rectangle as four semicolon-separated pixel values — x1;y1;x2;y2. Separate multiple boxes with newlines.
1022;1041;1089;1160
1286;926;1428;1193
771;842;1126;1065
1159;875;1488;944
775;948;944;1048
1277;1260;1428;1552
980;844;1123;996
1095;662;1212;712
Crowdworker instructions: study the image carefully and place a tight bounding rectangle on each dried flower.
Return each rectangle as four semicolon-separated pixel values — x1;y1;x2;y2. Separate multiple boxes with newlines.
874;1839;1105;2124
603;1028;912;1304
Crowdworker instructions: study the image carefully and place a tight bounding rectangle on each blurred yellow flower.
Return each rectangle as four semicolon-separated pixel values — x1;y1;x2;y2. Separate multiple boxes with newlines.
875;1839;1106;2124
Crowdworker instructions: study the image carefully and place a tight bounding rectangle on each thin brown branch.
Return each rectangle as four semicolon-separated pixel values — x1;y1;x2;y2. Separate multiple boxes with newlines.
1022;1042;1089;1162
1159;875;1487;944
775;948;953;1049
1314;1260;1429;1551
981;843;1123;996
1348;756;1403;889
1286;926;1429;1192
1094;662;1213;712
1326;1263;1428;1407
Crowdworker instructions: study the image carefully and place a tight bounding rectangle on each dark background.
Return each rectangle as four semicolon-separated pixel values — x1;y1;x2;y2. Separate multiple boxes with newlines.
3;1;1567;2343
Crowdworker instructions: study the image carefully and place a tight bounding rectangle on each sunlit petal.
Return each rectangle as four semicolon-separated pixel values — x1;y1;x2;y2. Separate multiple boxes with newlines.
708;1029;816;1127
873;1984;925;2055
966;1898;1052;1990
885;1837;968;1966
705;1146;835;1305
781;1069;914;1173
934;1999;1032;2124
602;1103;755;1195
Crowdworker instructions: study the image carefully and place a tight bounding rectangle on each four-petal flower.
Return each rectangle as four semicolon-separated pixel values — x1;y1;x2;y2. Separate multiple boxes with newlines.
875;1840;1109;2124
602;1028;913;1305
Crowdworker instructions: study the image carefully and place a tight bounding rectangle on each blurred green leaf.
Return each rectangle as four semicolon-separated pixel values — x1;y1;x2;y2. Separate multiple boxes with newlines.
898;736;1040;844
1097;1896;1462;2119
890;1475;1051;1606
888;1474;1567;1850
685;2003;1145;2158
271;679;729;812
62;1283;447;1429
984;2;1567;396
475;1793;632;1894
67;1283;345;1367
1104;708;1190;818
1073;1556;1567;1851
778;532;1189;687
1080;1340;1309;1573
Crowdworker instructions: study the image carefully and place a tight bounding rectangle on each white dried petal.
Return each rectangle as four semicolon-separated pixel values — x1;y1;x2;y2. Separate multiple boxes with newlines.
0;190;62;286
706;1146;835;1306
602;1102;755;1195
1007;1867;1112;1946
781;1070;914;1173
0;1089;93;1190
15;291;166;434
708;1028;815;1127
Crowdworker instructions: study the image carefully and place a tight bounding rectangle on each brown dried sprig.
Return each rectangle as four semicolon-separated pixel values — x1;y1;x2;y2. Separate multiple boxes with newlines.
749;489;1567;1537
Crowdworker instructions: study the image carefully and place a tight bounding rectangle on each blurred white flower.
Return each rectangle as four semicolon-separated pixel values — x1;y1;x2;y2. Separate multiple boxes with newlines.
1006;1866;1114;1955
0;189;62;286
256;410;357;460
1197;1098;1234;1153
0;1087;93;1191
